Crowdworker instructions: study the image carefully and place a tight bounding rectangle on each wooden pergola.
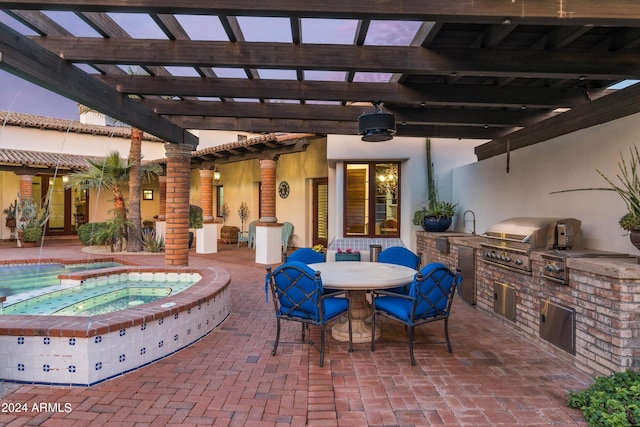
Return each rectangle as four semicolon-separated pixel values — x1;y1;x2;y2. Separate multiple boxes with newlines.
1;1;640;161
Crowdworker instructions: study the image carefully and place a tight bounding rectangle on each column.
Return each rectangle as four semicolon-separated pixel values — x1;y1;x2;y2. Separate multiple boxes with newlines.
164;143;192;266
155;174;167;240
259;159;277;223
199;169;214;221
256;159;282;264
19;175;33;198
196;169;218;254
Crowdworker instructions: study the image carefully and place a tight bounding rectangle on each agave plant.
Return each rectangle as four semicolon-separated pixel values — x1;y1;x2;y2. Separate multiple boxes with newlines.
597;146;640;231
552;145;640;232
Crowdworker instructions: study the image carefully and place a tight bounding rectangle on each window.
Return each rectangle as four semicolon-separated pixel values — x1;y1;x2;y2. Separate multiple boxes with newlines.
344;161;399;237
216;185;224;218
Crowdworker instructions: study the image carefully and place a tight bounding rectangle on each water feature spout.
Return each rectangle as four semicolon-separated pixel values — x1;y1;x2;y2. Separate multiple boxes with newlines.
463;210;476;235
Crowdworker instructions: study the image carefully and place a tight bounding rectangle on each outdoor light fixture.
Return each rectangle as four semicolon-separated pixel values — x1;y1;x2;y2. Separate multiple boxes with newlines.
213;166;221;183
358;102;396;142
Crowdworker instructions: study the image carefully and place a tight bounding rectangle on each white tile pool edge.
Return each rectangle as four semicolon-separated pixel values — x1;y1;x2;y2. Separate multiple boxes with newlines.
0;288;231;386
0;263;232;386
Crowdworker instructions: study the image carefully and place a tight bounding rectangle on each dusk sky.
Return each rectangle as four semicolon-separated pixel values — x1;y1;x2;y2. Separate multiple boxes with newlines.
0;10;422;123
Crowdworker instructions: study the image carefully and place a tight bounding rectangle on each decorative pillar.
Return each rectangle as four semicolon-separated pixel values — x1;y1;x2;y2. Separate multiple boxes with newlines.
256;159;282;264
259;159;277;223
199;169;214;221
19;175;33;198
157;175;167;221
164;143;192;266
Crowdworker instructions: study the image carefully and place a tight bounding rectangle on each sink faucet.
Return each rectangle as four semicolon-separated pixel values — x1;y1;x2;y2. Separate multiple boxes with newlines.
463;210;476;235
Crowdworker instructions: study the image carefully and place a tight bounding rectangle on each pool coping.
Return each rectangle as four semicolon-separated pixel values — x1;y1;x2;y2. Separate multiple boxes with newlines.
0;257;231;338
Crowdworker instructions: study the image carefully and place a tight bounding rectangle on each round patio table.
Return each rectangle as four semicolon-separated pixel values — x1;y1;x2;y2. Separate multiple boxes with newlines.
309;261;416;343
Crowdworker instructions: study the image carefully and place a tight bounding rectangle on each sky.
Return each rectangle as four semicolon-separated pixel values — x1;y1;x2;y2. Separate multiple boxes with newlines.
0;10;423;122
4;9;635;124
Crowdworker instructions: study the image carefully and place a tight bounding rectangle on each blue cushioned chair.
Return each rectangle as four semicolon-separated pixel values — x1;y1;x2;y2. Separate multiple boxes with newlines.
266;261;352;367
285;248;326;264
378;246;421;294
371;262;461;365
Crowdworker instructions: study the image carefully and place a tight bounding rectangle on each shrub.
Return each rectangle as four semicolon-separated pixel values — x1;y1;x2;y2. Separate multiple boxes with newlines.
77;222;109;246
567;370;640;426
189;205;203;229
22;226;42;242
141;228;164;252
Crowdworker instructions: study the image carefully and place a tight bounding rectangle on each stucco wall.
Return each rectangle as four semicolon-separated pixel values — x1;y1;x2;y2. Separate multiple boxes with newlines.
451;112;640;253
326;135;479;251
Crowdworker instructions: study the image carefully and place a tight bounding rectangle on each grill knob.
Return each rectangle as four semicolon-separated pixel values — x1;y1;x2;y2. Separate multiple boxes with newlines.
514;259;523;265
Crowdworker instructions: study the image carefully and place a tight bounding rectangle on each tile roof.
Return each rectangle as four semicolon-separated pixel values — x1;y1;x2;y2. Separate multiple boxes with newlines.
0;111;163;141
150;132;318;165
0;111;317;169
0;148;97;170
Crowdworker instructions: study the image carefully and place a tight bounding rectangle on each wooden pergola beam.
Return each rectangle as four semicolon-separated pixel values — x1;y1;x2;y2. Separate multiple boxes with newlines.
0;22;199;147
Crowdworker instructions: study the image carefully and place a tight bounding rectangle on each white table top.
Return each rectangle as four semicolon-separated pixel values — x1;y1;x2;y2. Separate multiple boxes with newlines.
309;261;416;290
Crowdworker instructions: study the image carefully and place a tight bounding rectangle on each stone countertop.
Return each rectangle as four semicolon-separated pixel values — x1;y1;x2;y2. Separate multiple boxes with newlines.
529;250;640;279
448;235;485;249
565;256;640;279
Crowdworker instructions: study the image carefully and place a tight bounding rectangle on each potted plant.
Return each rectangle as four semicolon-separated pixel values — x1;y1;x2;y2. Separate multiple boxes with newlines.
3;199;17;228
189;205;203;248
552;145;640;249
16;196;48;247
335;248;360;262
413;200;457;232
21;224;43;246
412;137;458;232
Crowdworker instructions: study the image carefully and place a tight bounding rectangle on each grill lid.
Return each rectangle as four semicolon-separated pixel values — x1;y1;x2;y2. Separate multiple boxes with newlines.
483;217;582;249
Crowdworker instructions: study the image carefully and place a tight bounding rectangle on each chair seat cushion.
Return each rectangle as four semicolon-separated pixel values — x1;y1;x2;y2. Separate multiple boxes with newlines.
323;297;349;321
375;296;414;322
375;295;441;324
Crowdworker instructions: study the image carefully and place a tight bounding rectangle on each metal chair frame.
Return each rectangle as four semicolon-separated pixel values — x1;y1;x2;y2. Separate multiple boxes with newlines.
371;263;461;365
266;261;352;367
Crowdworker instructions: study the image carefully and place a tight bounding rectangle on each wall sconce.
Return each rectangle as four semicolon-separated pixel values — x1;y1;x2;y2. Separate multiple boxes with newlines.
213;166;221;183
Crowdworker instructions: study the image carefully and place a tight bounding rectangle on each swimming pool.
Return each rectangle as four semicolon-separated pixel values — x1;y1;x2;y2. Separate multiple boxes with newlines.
0;261;232;386
1;272;197;316
0;261;122;297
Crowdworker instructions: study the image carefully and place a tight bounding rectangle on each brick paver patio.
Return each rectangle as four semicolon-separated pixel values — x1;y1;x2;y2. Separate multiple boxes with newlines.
0;240;591;426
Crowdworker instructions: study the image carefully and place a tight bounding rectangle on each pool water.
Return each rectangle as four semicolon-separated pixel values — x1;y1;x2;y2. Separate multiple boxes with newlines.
1;273;200;316
0;261;122;297
54;287;171;316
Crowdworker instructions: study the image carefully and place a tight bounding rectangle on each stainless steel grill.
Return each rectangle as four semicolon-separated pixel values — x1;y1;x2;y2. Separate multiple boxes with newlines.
541;249;635;284
480;217;582;273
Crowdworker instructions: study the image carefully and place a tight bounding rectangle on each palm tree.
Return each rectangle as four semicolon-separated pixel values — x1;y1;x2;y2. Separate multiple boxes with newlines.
127;128;144;251
67;151;161;248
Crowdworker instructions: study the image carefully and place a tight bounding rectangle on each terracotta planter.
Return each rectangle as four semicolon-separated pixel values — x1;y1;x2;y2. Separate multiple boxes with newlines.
5;218;16;228
21;240;38;248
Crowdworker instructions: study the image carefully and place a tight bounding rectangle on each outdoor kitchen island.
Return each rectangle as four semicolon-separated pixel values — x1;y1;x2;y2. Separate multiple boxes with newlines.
417;230;640;377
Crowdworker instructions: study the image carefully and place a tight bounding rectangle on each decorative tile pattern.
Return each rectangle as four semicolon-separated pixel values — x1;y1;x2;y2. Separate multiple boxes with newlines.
0;264;231;386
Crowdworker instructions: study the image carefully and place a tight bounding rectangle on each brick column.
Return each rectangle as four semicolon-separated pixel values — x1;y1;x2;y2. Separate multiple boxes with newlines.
164;143;192;266
259;159;277;223
19;175;33;198
199;169;214;221
157;175;167;220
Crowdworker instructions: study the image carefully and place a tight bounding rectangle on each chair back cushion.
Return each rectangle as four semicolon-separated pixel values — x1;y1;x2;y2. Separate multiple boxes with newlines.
378;246;420;269
270;261;322;322
410;262;459;320
287;248;325;264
